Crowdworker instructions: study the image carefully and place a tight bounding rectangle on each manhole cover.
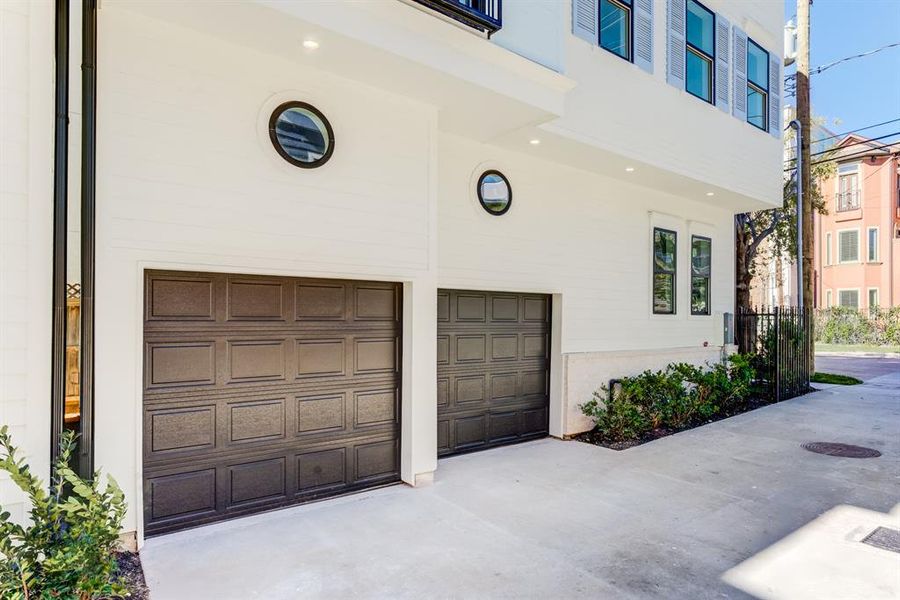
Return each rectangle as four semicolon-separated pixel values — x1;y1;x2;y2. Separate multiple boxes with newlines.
862;527;900;553
801;442;881;458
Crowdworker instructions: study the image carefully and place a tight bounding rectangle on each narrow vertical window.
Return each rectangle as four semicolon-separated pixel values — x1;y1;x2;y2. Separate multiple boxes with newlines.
869;288;879;314
600;0;632;61
690;236;711;315
824;232;832;266
825;289;832;308
867;227;879;261
653;228;677;314
685;0;714;103
837;164;860;211
746;39;769;130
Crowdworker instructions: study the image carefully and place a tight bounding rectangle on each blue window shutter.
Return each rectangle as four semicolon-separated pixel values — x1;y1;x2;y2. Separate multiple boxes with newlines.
634;0;654;74
666;0;686;88
732;26;748;121
573;0;598;44
714;15;731;113
768;53;782;138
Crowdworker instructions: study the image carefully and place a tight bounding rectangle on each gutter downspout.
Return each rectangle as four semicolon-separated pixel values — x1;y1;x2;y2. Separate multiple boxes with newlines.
80;0;98;476
50;0;69;461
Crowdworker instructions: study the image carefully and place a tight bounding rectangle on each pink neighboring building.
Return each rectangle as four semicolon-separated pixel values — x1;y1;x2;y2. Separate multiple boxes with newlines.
815;135;900;309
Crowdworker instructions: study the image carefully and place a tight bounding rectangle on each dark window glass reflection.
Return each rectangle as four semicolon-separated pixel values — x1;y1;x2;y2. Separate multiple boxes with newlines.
600;0;631;60
273;107;331;164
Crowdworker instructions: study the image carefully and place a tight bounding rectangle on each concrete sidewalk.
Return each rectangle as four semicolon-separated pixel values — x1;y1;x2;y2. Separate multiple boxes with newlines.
141;372;900;599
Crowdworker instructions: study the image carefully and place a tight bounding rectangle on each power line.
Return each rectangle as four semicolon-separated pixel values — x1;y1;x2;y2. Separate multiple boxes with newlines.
784;131;900;163
783;140;899;172
812;42;900;75
811;118;900;144
783;42;900;80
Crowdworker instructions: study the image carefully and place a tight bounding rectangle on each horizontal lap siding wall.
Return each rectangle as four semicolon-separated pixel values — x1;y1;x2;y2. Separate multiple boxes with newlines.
95;7;436;535
438;133;734;351
437;134;735;433
0;1;53;525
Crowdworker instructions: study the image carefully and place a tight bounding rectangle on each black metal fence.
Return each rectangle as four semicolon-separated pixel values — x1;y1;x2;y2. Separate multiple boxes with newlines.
736;307;812;402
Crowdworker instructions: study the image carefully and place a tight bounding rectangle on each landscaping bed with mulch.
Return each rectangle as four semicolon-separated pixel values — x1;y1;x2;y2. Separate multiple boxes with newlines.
573;354;791;451
575;395;772;450
104;552;150;600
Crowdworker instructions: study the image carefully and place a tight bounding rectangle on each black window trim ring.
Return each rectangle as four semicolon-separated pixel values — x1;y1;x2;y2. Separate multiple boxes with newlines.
477;169;513;216
268;100;335;169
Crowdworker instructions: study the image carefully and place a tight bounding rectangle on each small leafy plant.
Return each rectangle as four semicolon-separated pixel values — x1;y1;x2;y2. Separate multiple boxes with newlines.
0;426;128;600
580;354;758;443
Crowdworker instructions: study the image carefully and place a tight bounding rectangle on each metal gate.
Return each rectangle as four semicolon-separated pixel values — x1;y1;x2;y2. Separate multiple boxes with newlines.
736;306;812;401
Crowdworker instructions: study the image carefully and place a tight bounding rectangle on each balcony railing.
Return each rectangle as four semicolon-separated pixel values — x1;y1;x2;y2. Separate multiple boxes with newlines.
412;0;502;36
836;190;860;212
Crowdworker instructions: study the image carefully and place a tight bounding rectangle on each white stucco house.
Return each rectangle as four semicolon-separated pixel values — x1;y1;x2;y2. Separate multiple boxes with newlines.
0;0;783;543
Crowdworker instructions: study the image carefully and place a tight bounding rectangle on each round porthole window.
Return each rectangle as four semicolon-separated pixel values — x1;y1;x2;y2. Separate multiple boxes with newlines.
269;101;334;168
477;170;512;215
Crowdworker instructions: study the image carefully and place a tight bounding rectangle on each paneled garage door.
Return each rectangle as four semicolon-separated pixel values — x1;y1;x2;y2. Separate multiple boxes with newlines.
437;290;550;456
142;271;401;535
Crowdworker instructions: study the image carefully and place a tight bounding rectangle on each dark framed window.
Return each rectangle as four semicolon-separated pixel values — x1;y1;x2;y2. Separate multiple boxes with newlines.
269;101;335;169
746;39;769;130
685;0;714;103
477;170;512;215
599;0;632;61
653;228;677;314
691;235;711;315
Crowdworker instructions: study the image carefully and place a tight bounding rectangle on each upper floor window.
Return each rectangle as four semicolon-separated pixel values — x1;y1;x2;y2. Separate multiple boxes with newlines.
573;0;653;73
746;39;769;131
653;228;677;314
685;0;714;103
837;163;860;211
600;0;632;60
824;232;832;266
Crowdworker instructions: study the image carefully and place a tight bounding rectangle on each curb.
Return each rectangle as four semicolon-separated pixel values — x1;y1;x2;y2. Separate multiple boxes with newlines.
816;352;900;359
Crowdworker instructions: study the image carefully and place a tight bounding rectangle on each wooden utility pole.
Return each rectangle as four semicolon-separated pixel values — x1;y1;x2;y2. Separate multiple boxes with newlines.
796;0;814;377
796;0;813;310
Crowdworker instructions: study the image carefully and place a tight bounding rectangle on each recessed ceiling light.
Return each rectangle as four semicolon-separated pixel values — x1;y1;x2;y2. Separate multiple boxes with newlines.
529;139;541;145
625;167;635;172
706;191;715;196
302;39;320;50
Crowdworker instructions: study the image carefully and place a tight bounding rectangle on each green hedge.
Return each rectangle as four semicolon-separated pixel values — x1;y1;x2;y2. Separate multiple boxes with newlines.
580;354;756;442
815;307;900;346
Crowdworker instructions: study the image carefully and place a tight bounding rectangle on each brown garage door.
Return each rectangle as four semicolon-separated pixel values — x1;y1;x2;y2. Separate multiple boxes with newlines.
143;271;401;535
437;290;550;456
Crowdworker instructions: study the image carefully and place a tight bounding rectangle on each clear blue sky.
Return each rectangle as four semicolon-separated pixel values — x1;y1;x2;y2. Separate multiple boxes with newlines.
783;0;900;141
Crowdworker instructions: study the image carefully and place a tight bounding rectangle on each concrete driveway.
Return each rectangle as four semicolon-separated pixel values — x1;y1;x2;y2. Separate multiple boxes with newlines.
141;371;900;599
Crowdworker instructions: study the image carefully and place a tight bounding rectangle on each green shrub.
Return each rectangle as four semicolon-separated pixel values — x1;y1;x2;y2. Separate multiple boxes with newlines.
815;306;900;346
0;426;127;600
581;354;758;442
581;388;651;442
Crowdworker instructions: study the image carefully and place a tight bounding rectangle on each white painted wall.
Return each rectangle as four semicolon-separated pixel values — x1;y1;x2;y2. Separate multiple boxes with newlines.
94;7;439;537
554;0;784;207
2;0;782;540
492;1;565;72
437;133;735;433
0;0;54;524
